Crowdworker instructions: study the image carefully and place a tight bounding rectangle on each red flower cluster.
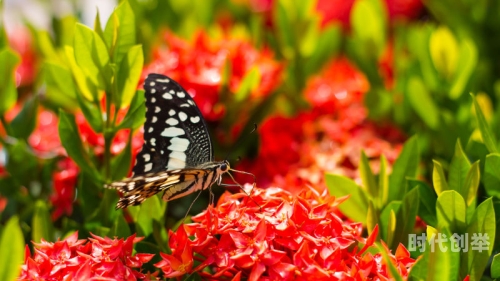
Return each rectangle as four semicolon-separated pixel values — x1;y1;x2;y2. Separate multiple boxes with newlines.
155;187;415;280
8;28;38;87
237;58;405;193
19;232;154;280
142;31;283;121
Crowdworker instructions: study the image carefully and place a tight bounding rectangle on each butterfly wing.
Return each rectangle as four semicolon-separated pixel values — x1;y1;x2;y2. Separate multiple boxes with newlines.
132;73;213;176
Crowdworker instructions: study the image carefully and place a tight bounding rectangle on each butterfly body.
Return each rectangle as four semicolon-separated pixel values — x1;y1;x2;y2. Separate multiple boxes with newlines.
106;73;229;209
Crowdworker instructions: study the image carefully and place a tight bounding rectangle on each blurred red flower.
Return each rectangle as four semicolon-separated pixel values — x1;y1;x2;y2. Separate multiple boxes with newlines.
142;31;283;122
155;187;415;280
237;58;405;193
19;232;154;281
8;29;37;87
50;158;79;221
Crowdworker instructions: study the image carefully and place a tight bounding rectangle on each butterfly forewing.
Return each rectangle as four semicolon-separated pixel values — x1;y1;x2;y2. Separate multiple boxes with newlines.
106;73;228;209
133;73;213;176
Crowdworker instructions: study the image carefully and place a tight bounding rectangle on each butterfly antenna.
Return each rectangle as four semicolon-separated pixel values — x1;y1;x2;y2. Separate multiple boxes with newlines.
225;170;261;211
182;189;205;224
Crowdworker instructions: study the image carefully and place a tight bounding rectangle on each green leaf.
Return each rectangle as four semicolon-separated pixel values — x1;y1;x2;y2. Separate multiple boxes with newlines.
407;76;440;130
417;228;460;281
379;201;401;243
116;44;144;107
43;61;77;108
10;97;38;140
111;133;132;181
305;24;342;76
408;179;437;226
388;135;419;202
58;110;100;181
94;9;105;39
393;187;419;248
432;160;449;195
378;154;389;206
450;39;477;99
32;200;54;243
135;195;162;237
492;253;500;278
0;216;24;281
74;23;110;90
366;201;379;236
359;151;377;199
448;140;471;194
117;90;145;130
462;198;495;281
463;161;480;206
0;48;20;115
325;174;369;224
235;66;261;102
350;0;387;56
64;46;98;101
471;93;498;153
76;91;103;133
436;190;466;233
104;0;136;64
429;26;458;79
110;212;131;238
483;153;500;197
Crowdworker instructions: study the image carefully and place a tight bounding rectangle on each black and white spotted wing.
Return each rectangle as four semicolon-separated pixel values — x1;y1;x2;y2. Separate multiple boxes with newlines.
105;73;230;209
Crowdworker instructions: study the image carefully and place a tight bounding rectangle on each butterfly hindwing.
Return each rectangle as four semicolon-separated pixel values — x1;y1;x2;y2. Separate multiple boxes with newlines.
133;74;213;176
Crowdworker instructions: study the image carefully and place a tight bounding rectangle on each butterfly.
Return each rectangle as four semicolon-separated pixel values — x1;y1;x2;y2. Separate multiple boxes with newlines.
106;73;239;209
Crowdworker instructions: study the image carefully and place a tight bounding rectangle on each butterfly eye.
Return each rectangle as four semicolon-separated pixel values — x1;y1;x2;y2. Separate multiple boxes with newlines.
220;163;228;171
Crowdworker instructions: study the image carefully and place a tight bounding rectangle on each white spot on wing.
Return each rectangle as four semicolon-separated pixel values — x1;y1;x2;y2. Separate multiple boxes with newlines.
166;118;179;126
168;152;186;169
143;153;151;162
180;103;190;107
144;163;153;172
168;137;190;152
151;97;156;103
177;91;186;98
148;127;153;133
152;116;158;123
156;78;170;83
151;89;156;94
178;112;187;121
150;138;156;146
163;93;173;100
155;106;161;113
169;109;176;116
150;82;155;86
187;100;195;105
190;116;200;124
161;127;185;137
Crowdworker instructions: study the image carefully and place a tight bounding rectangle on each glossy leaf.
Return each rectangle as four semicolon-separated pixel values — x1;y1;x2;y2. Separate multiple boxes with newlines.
448;140;471;195
492;253;500;278
393;187;419;248
9;97;38;140
117;90;145;130
135;195;162;237
408;179;437;226
325;173;368;224
43;61;77;108
111;133;132;181
379;201;401;243
235;66;261;102
378;154;389;206
104;0;136;64
450;39;477;99
462;198;495;281
359;150;377;199
429;26;458;79
110;212;131;238
471;93;498;153
74;23;110;90
483;153;500;197
64;46;98;101
0;48;20;115
388;135;419;202
0;216;24;281
116;44;144;107
463;161;480;206
432;160;449;195
58;110;100;181
32;200;54;243
436;190;466;233
407;76;440;130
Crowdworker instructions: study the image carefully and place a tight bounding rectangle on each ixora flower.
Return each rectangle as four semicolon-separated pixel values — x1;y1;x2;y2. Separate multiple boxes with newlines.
155;187;415;280
237;58;405;192
142;31;283;121
19;232;154;281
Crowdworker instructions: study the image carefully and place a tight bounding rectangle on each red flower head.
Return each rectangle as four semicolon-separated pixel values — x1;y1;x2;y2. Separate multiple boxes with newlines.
19;232;154;280
142;31;283;122
155;186;415;280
